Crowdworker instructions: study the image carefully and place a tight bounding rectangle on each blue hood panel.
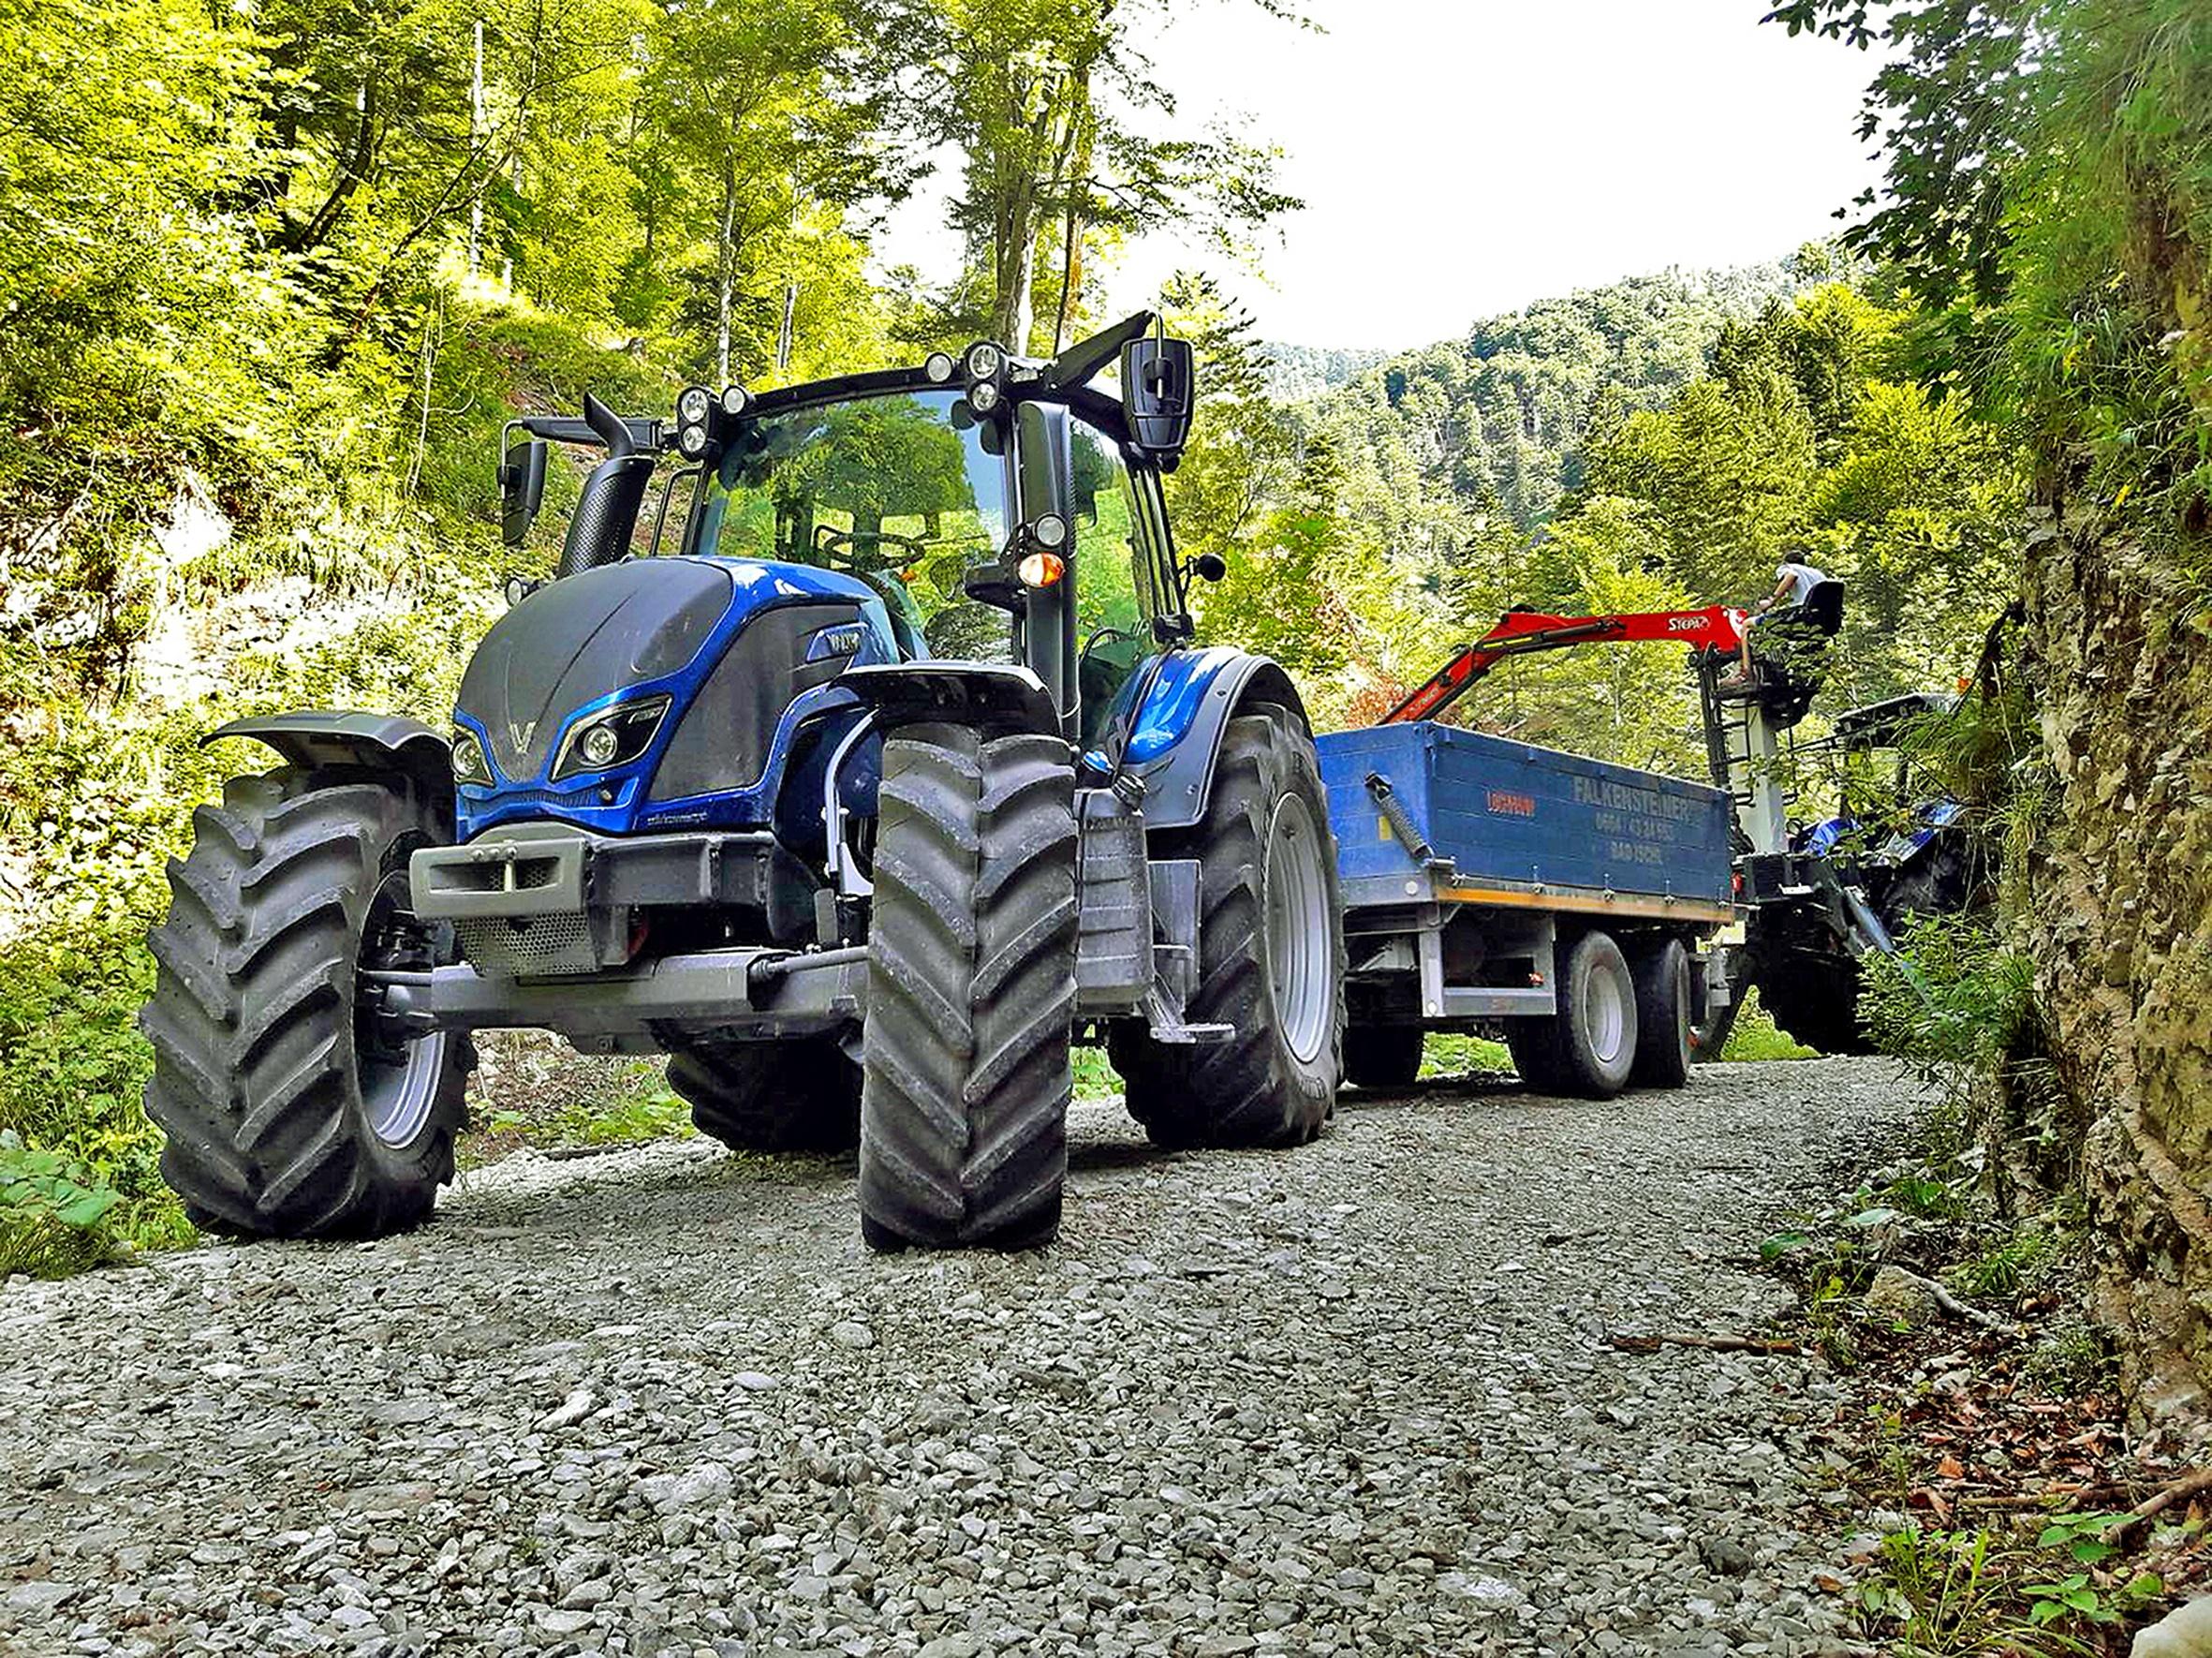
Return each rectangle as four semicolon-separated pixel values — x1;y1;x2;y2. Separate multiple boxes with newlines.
453;556;896;840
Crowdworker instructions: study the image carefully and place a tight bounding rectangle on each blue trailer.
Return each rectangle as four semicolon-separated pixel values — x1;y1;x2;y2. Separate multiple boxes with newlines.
1312;721;1739;1098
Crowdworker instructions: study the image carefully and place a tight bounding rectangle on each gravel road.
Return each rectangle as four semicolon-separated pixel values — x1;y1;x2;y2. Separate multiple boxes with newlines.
2;1057;1921;1658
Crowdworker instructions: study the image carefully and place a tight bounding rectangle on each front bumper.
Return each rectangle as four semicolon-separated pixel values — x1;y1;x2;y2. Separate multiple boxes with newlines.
366;945;867;1054
409;824;818;976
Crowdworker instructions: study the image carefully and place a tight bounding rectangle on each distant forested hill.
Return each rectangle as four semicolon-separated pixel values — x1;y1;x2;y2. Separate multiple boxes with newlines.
1314;248;1849;530
1260;342;1392;402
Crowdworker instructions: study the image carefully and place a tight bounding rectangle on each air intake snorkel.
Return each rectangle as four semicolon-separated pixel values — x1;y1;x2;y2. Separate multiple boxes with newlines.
557;393;655;579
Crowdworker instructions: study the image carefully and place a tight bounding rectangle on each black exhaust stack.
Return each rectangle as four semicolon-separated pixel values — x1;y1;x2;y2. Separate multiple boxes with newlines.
558;393;655;579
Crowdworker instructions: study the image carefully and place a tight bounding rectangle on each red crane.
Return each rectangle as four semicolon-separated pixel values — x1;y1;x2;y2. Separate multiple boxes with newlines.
1380;604;1749;726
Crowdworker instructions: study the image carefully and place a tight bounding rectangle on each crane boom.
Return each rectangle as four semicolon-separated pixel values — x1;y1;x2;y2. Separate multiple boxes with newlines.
1380;604;1748;725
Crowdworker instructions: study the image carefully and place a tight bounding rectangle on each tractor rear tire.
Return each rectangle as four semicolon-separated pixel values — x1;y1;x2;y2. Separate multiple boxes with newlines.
1552;930;1640;1099
140;768;471;1238
1344;1026;1424;1090
1109;707;1345;1148
1629;937;1692;1089
1759;957;1875;1056
1506;1020;1566;1094
858;726;1077;1251
664;1036;860;1153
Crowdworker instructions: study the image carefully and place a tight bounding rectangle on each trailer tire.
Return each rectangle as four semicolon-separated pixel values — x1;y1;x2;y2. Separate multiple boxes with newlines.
1343;1026;1423;1090
664;1036;860;1153
139;768;470;1238
1553;930;1639;1099
858;725;1076;1251
1629;938;1692;1088
1110;707;1345;1148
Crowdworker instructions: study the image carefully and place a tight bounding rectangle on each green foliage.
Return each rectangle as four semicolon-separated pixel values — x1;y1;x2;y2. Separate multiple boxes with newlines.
1071;1046;1123;1103
479;1088;695;1152
1419;1033;1513;1076
0;1130;187;1278
1853;1511;2167;1654
1862;911;2038;1086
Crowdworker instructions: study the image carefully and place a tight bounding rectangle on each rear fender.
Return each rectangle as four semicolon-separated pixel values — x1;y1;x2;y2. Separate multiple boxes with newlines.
208;712;451;794
1111;647;1306;832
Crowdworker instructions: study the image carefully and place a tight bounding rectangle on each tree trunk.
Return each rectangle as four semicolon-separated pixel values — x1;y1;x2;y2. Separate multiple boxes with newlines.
717;152;737;385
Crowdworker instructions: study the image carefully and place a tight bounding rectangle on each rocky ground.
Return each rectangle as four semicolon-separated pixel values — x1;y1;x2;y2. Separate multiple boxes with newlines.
0;1057;1924;1658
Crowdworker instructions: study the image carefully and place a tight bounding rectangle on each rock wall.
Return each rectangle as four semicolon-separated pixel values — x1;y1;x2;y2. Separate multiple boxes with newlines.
2025;505;2212;1429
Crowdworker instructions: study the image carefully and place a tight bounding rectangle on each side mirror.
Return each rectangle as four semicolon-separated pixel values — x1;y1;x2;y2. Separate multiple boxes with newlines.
500;439;548;548
1121;335;1196;469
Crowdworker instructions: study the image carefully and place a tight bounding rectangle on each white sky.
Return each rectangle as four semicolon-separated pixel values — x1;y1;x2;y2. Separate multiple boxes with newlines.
875;0;1886;351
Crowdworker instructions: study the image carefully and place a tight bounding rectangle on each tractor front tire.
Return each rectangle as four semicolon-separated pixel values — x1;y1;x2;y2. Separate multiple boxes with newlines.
1110;707;1345;1148
858;726;1077;1251
1344;1026;1423;1090
140;768;470;1238
665;1036;861;1154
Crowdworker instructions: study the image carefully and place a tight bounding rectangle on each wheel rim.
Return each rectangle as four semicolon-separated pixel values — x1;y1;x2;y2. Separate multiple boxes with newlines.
356;869;450;1149
1263;790;1332;1066
1583;954;1629;1069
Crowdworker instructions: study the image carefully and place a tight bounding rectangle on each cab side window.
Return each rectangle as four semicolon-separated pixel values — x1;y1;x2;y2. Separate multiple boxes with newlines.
1070;422;1147;745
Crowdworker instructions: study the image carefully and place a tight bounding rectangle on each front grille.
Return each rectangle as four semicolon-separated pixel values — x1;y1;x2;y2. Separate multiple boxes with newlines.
456;913;598;979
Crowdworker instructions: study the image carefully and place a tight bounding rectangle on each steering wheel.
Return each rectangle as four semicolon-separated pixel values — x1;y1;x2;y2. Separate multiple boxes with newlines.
813;525;929;574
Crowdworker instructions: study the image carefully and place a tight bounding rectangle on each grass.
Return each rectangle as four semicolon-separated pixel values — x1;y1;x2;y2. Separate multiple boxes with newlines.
1720;987;1819;1060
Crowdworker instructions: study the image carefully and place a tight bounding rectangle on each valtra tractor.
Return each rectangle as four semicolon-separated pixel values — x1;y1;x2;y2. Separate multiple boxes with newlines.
140;315;1347;1251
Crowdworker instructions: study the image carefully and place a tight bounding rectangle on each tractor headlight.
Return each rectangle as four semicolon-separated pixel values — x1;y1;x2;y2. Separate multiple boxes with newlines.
964;341;1004;381
677;385;713;425
451;730;493;788
967;378;1001;414
550;695;671;782
720;383;750;416
675;422;710;458
924;351;956;383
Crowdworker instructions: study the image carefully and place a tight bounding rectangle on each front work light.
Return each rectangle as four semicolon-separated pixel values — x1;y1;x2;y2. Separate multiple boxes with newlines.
551;695;671;781
1018;552;1066;588
720;384;750;416
964;341;1004;381
451;730;493;787
675;422;710;458
967;379;1001;414
677;386;713;425
924;351;956;383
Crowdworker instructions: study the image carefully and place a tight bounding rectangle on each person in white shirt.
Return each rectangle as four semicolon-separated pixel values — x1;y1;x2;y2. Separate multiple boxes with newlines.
1723;556;1829;687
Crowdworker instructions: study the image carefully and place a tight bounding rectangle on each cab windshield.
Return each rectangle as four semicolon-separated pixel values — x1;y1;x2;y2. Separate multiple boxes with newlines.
690;389;1010;659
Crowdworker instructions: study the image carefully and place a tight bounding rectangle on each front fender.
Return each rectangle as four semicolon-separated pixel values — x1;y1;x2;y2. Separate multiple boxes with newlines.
1110;647;1307;832
208;711;451;792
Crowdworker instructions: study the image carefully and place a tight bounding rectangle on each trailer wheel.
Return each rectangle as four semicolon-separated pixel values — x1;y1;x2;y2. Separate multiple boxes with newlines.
664;1035;860;1153
1343;1026;1423;1090
1110;707;1345;1148
1629;938;1692;1088
859;725;1076;1251
140;769;471;1238
1553;930;1639;1099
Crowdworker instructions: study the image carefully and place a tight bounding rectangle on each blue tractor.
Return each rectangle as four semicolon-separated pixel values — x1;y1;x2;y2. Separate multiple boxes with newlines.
140;315;1347;1250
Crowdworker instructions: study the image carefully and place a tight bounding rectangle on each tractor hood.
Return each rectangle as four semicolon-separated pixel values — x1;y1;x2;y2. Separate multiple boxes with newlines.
459;559;733;781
